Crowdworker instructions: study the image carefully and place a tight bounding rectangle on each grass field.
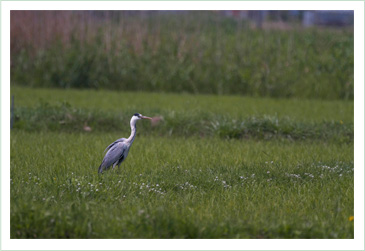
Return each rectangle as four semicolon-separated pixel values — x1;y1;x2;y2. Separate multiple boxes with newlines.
10;87;354;238
11;87;354;122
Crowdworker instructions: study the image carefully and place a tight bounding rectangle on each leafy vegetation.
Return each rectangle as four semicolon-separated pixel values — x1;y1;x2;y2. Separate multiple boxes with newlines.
11;88;353;143
12;101;353;143
11;11;353;99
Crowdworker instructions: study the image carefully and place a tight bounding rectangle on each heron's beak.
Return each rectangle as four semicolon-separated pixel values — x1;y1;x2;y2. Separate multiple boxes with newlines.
141;115;152;120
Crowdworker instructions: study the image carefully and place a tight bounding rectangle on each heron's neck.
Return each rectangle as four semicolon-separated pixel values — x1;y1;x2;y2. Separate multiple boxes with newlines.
127;122;137;143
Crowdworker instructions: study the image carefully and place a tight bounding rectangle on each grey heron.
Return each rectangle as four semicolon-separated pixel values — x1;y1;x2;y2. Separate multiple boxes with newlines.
98;113;152;173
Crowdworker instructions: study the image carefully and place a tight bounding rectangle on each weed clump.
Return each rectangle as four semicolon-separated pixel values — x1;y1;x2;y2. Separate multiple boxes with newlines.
12;102;353;143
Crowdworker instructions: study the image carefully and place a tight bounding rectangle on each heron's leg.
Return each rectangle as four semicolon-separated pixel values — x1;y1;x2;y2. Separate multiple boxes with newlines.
116;162;123;173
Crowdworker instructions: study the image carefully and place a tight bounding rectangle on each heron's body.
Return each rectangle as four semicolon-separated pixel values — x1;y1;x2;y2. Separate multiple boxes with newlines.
98;113;151;173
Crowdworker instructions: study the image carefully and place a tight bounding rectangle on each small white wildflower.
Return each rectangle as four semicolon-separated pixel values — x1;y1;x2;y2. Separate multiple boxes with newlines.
96;189;99;191
156;184;159;187
267;171;270;174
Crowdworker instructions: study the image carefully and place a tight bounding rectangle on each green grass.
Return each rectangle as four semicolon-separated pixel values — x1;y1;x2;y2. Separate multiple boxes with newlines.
11;132;354;238
11;87;354;122
10;87;354;238
11;11;354;99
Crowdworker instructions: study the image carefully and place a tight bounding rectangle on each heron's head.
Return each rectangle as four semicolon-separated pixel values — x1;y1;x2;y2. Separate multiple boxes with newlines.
132;113;152;121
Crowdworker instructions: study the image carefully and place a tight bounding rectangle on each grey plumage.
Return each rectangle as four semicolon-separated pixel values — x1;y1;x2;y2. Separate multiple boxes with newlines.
104;137;127;153
98;139;128;173
98;113;152;173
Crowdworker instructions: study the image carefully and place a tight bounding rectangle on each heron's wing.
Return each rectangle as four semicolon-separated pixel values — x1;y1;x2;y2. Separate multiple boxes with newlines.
99;142;127;172
104;138;126;153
